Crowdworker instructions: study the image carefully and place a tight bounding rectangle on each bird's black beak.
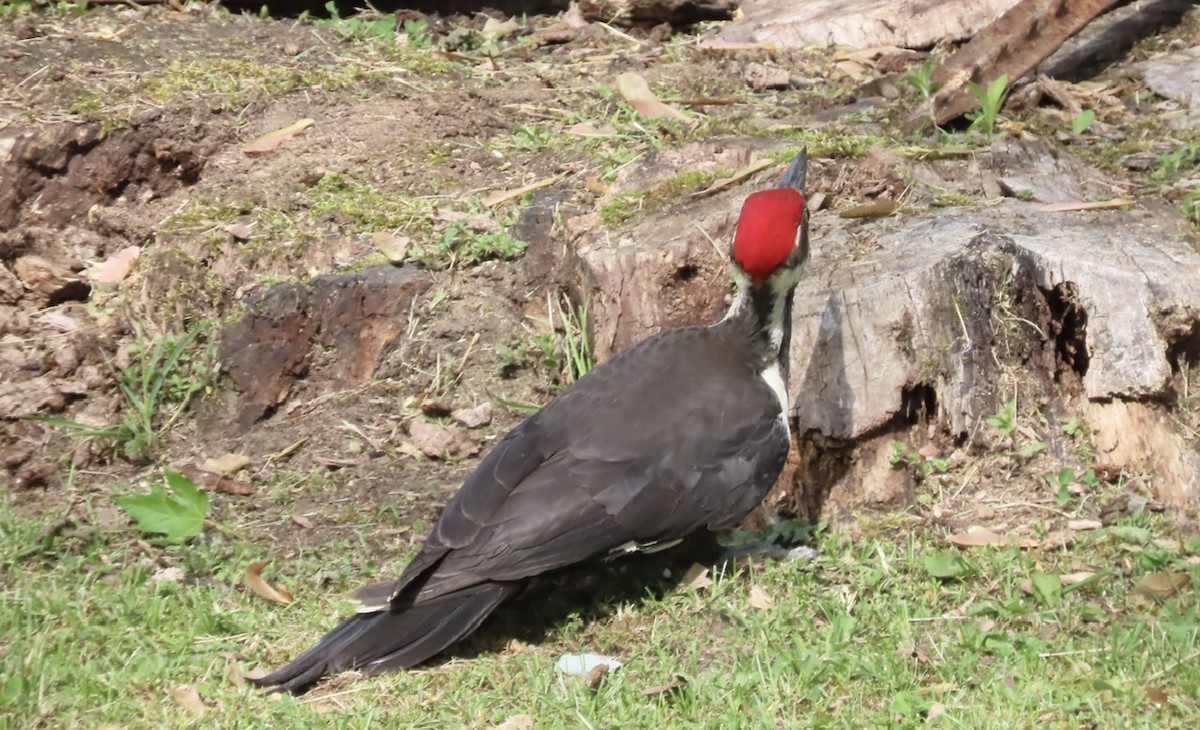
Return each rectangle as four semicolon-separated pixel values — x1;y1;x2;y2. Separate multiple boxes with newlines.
778;147;808;194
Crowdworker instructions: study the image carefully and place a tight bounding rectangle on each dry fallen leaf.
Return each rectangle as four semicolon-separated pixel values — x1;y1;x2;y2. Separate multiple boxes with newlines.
1060;571;1097;586
682;563;712;590
642;675;689;697
177;464;254;497
584;175;609;196
505;638;533;654
1133;571;1189;599
453;402;495;429
170;684;205;716
834;60;869;80
748;585;772;611
291;514;314;529
1068;519;1102;531
481;17;521;42
1037;198;1134;212
949;526;1006;548
245;561;294;605
927;702;946;720
584;663;610;689
91;246;141;285
152;566;185;584
243;118;315;156
200;453;251;476
372;232;411;264
840;199;901;218
483;175;559;207
688;158;775;198
694;38;776;51
408;419;481;461
566;122;616;137
225;223;252;241
1041;530;1076;551
616;71;691;123
491;715;535;730
1145;686;1170;706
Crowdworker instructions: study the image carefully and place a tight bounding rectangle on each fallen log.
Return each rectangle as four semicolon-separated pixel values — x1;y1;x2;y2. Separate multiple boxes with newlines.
915;0;1122;129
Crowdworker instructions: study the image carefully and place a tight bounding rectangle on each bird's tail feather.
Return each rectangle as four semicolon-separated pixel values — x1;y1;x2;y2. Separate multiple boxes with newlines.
249;582;516;694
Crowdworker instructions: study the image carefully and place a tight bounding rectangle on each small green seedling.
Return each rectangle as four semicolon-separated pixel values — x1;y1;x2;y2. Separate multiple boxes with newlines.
1070;109;1096;135
966;74;1009;137
985;398;1018;439
1182;187;1200;226
1050;467;1076;506
925;550;973;580
1060;417;1083;438
902;59;940;98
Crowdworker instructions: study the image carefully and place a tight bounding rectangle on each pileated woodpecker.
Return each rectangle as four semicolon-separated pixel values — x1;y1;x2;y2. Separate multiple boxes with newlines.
251;151;811;693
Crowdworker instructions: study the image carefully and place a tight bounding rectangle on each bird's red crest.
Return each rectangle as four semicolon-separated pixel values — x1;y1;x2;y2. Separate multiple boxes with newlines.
732;188;805;284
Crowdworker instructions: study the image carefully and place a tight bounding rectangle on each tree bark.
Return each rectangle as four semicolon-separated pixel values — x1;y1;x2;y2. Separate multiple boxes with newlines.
574;138;1200;515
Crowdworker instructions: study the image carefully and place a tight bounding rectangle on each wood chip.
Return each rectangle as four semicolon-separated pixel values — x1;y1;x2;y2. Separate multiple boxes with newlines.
1037;198;1134;212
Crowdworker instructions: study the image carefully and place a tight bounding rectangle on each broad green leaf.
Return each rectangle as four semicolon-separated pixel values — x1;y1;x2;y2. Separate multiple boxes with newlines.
164;466;208;516
1018;441;1046;458
115;468;208;541
1030;572;1061;605
1071;109;1096;134
1109;525;1152;544
924;550;973;579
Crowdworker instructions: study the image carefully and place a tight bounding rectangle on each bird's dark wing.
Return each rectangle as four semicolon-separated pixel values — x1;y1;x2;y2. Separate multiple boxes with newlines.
375;325;789;605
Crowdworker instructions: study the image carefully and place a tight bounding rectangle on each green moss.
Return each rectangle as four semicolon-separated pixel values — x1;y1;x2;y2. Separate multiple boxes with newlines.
138;58;376;108
757;127;890;158
600;169;729;229
68;94;131;137
931;190;977;207
309;173;433;234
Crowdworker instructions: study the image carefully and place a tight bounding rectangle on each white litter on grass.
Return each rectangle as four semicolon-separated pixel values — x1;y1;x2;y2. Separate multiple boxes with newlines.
554;653;623;675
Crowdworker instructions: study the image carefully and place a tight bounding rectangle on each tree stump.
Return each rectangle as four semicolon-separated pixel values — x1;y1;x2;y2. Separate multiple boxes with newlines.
574;138;1200;517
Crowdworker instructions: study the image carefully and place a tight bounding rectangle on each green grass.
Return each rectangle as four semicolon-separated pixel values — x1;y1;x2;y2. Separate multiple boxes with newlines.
3;490;1198;728
32;322;218;464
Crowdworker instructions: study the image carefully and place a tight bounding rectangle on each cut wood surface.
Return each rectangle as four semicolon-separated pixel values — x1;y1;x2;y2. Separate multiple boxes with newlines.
719;0;1021;50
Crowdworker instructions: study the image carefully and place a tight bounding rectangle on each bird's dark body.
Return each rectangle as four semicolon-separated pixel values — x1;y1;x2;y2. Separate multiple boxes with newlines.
252;314;789;693
252;149;810;694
